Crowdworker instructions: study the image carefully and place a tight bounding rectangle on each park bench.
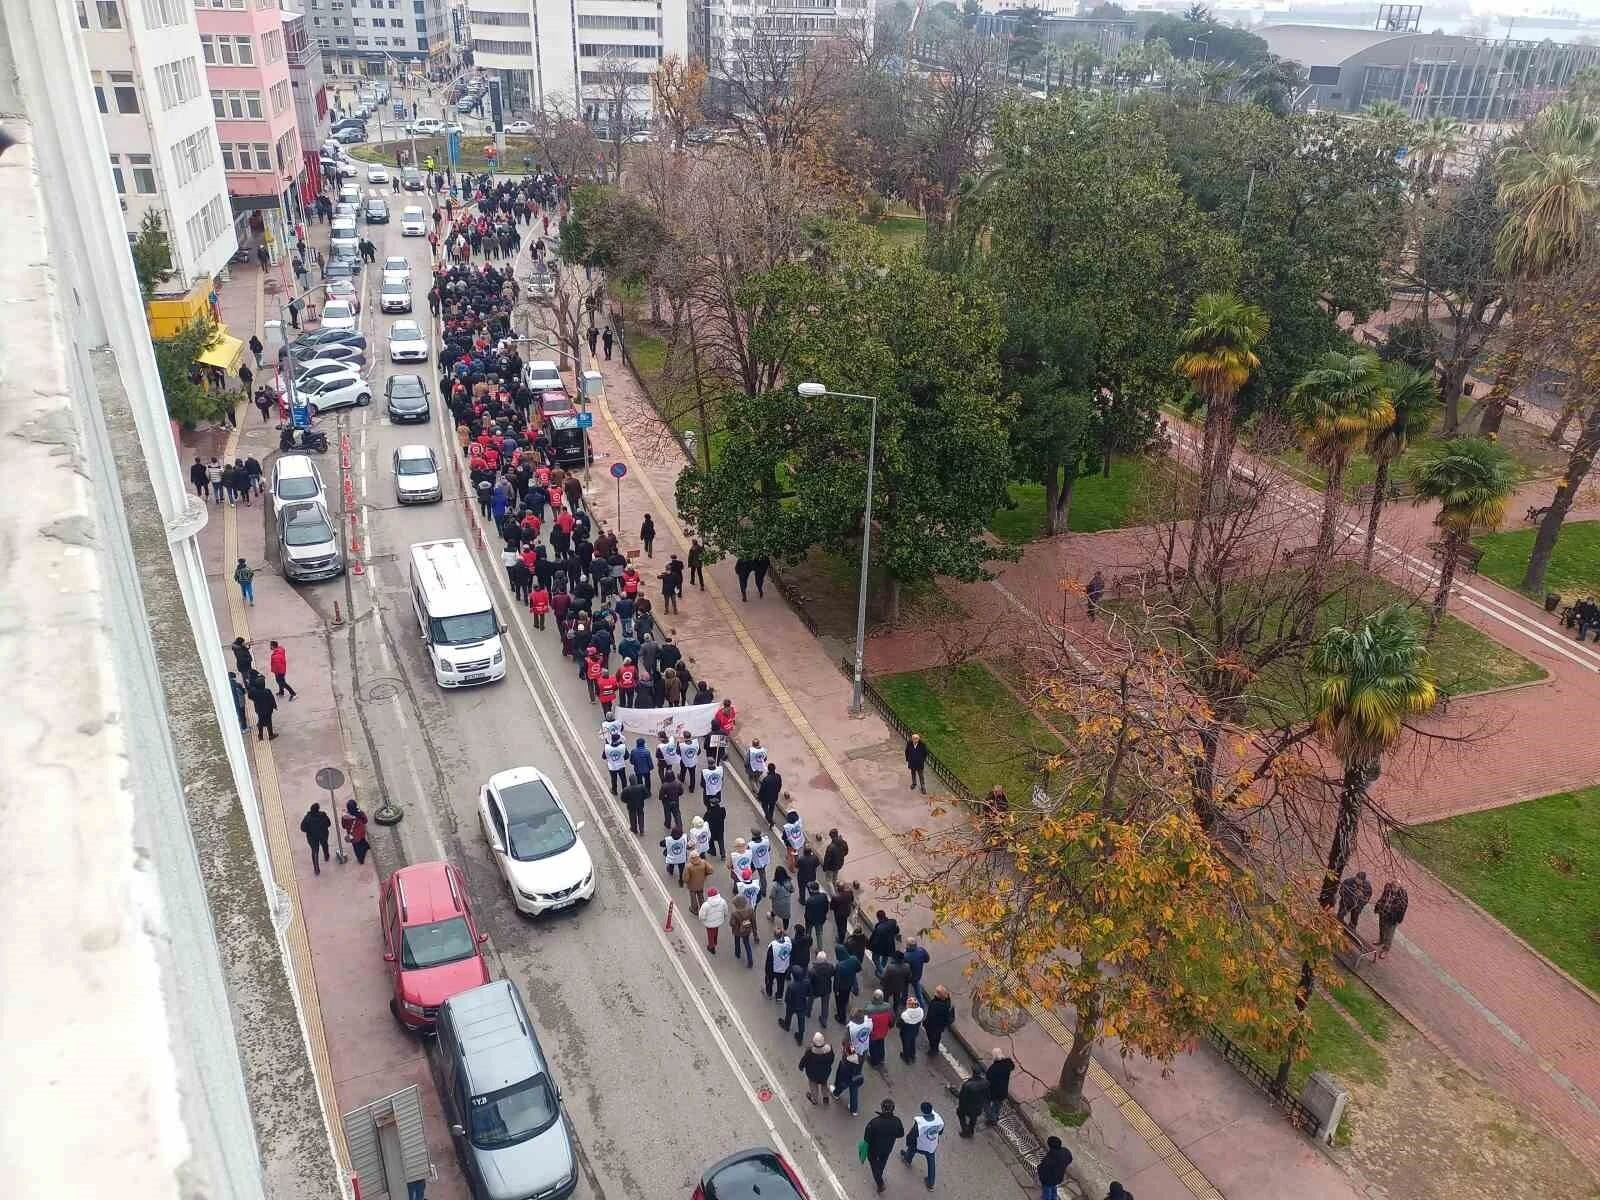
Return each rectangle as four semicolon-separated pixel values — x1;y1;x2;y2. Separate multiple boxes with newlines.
1335;921;1381;971
1428;541;1483;576
1526;504;1551;523
1282;544;1320;567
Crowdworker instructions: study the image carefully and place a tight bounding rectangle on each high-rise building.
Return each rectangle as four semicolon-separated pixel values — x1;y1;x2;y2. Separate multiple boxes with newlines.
302;0;453;79
468;0;689;128
703;0;873;81
284;9;331;196
195;0;307;249
75;0;235;287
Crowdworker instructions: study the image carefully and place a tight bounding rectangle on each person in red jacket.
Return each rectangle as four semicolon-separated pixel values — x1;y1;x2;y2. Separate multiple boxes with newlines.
617;658;638;706
268;639;297;699
530;584;550;629
596;669;618;717
556;508;575;537
584;647;604;701
622;566;640;598
521;511;542;540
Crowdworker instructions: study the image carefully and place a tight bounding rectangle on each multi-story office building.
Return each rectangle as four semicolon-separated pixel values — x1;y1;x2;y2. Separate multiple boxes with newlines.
75;0;235;287
302;0;453;78
703;0;874;82
284;9;332;195
196;0;307;243
468;0;689;127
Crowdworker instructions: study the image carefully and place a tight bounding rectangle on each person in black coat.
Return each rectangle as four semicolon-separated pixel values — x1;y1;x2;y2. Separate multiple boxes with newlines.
231;636;253;676
300;803;332;875
984;1050;1014;1124
922;985;955;1056
249;679;278;741
862;1100;905;1193
797;1032;835;1105
639;513;655;558
1037;1136;1072;1199
904;733;929;793
734;557;754;600
954;1069;988;1136
757;763;783;826
869;910;900;975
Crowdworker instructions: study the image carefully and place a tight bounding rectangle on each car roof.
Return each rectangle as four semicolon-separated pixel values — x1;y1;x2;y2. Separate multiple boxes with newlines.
444;980;545;1094
701;1149;804;1200
392;321;421;334
388;372;426;390
390;860;468;927
403;206;424;216
274;455;320;481
527;360;559;374
323;300;354;313
384;257;408;268
396;443;435;460
281;498;332;527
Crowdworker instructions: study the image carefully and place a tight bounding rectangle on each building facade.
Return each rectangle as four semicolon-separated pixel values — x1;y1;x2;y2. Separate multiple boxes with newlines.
1261;24;1600;119
302;0;453;78
196;0;307;245
704;0;874;83
76;0;235;287
468;0;689;127
284;10;331;196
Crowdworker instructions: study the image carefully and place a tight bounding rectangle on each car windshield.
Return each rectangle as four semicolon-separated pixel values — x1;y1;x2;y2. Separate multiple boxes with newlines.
403;208;424;220
385;259;407;272
282;506;333;547
368;201;387;213
390;376;424;398
430;610;497;646
277;476;319;500
324;264;352;280
393;324;421;340
384;281;406;294
400;916;476;970
498;779;577;861
467;1075;559;1150
705;1155;802;1200
397;454;435;476
325;302;353;318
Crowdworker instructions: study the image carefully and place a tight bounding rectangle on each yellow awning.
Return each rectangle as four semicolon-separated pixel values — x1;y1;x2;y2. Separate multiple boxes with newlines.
196;330;245;371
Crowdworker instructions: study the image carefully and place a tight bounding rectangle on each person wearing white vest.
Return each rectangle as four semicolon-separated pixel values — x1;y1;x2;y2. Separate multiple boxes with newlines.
729;836;752;883
677;734;701;792
846;1010;872;1059
749;830;773;898
602;733;628;795
689;814;711;857
660;826;688;883
746;738;768;785
736;867;761;909
763;929;793;1001
781;810;805;868
900;1101;945;1190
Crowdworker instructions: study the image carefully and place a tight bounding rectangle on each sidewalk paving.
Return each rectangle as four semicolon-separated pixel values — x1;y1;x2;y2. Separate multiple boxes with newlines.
540;329;1363;1200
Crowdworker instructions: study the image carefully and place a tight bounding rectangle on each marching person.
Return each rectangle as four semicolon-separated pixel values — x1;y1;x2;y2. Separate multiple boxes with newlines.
900;1100;945;1191
798;1032;834;1105
862;1100;905;1194
697;885;727;953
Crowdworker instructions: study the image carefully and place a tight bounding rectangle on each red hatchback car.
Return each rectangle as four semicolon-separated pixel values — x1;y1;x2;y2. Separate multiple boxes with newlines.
380;861;491;1032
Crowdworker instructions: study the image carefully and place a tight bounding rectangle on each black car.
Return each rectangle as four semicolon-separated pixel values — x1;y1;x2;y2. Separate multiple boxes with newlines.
385;373;430;423
364;197;390;223
291;329;367;354
323;258;358;281
693;1149;808;1200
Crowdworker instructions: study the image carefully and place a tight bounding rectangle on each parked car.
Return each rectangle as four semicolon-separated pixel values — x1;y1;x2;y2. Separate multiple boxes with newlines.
503;120;534;135
380;278;413;313
400;205;428;236
290;341;366;369
521;360;562;392
323;258;357;282
388;319;429;363
296;371;371;417
325;276;361;312
537;388;575;418
478;767;595;916
277;499;344;582
332;126;364;144
382;256;411;285
337;182;361;205
365;165;390;184
269;454;326;515
685;126;714;144
385;373;430;423
291;326;364;352
408;117;444;136
364;197;390;223
393;444;441;503
319;299;358;333
380;861;490;1033
290;360;364;389
692;1150;810;1200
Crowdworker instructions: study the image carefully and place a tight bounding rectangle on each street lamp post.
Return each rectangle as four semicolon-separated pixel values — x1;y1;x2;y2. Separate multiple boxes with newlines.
797;381;879;717
277;281;329;427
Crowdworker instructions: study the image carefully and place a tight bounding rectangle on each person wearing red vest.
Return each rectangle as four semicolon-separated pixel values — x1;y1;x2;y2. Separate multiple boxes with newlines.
556;509;575;537
584;648;603;701
529;585;551;629
521;512;542;539
596;670;618;717
617;658;638;706
622;567;640;598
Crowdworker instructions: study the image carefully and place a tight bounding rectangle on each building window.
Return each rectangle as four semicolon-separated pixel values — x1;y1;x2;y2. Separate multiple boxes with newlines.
578;43;661;59
203;34;255;64
154;57;202;109
218;142;236;170
109;154;126;194
469;8;530;24
254;142;272;170
270;80;290;114
110;70;140;113
77;1;89;28
97;0;123;27
186;195;228;262
261;28;283;62
91;71;108;113
390;17;403;27
140;0;188;26
128;153;158;193
578;14;658;30
171;128;216;186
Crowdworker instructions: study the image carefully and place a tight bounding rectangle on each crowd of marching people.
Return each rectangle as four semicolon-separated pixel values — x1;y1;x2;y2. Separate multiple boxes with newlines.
431;175;1114;1200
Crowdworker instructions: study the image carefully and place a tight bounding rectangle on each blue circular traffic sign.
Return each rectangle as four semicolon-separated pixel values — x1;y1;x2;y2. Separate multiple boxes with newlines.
609;462;628;479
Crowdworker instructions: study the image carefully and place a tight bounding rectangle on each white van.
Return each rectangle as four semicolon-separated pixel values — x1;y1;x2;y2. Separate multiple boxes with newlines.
330;217;359;257
409;539;507;687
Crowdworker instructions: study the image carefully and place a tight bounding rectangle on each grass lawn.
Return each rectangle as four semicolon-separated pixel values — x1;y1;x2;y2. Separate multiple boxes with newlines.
872;663;1063;801
1400;788;1600;993
990;458;1154;543
350;138;525;176
868;215;928;249
619;325;728;465
1475;519;1600;600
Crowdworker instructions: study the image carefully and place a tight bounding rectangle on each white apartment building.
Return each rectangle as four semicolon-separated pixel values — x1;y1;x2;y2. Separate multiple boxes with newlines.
302;0;453;77
76;0;235;286
704;0;874;82
468;0;689;127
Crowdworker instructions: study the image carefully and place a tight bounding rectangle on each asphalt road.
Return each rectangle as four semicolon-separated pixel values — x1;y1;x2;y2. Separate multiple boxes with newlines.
292;195;1040;1200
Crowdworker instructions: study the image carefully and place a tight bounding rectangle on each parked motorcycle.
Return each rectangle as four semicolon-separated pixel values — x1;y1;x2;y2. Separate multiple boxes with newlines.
279;425;329;454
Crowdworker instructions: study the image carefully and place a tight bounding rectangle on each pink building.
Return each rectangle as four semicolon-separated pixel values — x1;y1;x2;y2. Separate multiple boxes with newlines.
196;0;306;249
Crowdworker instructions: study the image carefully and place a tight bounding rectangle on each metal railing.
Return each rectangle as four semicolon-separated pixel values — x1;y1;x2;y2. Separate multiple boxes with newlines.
837;656;984;809
1202;1026;1321;1133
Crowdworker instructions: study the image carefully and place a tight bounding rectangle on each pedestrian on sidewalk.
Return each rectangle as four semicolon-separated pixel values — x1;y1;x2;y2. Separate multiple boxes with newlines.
753;556;770;597
685;850;712;914
984;1050;1014;1125
342;799;371;865
249;678;279;740
831;880;857;945
254;388;274;423
228;671;249;732
1104;1186;1133;1200
602;327;614;360
734;557;754;601
799;1031;834;1104
833;1043;864;1113
1336;871;1373;930
923;985;954;1057
900;1101;944;1191
954;1069;987;1136
698;885;727;953
898;996;925;1062
822;829;849;894
661;824;688;884
865;990;893;1068
230;636;253;678
238;363;255;395
757;761;783;826
862;1100;905;1194
730;890;758;966
249;334;265;368
660;558;681;614
234;558;256;606
904;938;930;1004
621;774;649;836
1085;570;1105;621
1037;1137;1073;1200
190;456;209;498
1374;881;1409;958
688;539;706;590
905;733;929;793
287;297;302;329
207;458;225;503
300;803;332;875
269;640;297;699
639;513;655;558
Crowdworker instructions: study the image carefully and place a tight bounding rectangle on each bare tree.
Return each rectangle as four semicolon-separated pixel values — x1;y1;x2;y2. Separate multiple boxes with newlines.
590;53;649;184
717;34;856;158
652;54;708;151
527;96;601;180
910;33;1005;221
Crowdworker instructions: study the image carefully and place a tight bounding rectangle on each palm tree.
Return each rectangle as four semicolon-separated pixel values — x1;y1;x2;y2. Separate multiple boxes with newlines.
1362;98;1409;125
1309;606;1437;909
1476;100;1600;437
1362;363;1438;570
1174;293;1270;578
1410;114;1465;181
1289;350;1395;567
1407;437;1518;630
